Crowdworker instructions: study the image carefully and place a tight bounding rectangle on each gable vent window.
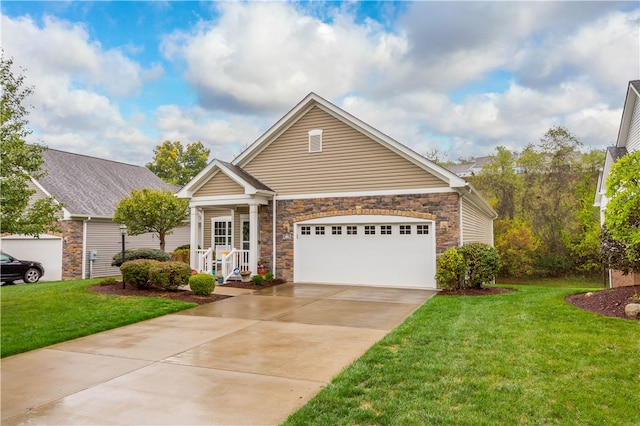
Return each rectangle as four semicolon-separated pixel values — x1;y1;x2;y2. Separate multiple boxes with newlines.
308;129;323;153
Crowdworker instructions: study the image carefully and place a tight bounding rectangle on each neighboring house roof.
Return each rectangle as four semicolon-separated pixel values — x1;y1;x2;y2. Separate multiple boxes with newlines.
595;80;639;211
445;163;474;176
36;149;178;218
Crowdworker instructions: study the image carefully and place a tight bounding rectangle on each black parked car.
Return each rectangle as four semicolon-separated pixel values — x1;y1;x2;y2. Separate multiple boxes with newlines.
0;252;44;284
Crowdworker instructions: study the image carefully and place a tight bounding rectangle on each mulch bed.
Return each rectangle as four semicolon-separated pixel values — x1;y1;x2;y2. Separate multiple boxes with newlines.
565;285;640;320
89;278;286;305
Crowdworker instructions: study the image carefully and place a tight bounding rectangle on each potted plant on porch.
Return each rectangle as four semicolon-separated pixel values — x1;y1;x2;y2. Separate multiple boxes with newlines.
257;259;268;276
240;270;252;282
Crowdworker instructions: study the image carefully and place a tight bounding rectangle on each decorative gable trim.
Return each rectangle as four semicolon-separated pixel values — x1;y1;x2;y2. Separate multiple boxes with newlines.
177;159;275;199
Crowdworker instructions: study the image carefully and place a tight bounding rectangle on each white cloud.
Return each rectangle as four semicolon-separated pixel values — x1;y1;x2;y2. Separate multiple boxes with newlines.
161;2;408;112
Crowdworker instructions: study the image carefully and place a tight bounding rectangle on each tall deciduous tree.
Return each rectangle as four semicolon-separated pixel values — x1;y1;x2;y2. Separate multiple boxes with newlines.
604;150;640;262
0;53;61;236
146;141;210;186
113;189;189;251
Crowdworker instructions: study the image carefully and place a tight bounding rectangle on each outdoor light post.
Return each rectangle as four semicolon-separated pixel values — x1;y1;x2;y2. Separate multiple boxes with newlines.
119;223;127;289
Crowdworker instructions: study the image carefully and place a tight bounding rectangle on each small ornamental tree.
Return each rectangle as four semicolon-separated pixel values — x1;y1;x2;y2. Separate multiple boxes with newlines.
494;219;540;277
113;189;189;251
604;150;640;263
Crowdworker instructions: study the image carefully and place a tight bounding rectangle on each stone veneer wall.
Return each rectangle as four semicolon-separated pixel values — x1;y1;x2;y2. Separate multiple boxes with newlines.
610;270;640;288
60;219;84;280
264;193;460;282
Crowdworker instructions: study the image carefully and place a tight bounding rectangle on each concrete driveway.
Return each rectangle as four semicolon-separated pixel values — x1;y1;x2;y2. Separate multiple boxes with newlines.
1;283;437;425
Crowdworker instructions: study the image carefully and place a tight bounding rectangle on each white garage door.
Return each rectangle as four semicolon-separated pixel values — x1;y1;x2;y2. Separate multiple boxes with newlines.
294;215;436;288
0;234;63;281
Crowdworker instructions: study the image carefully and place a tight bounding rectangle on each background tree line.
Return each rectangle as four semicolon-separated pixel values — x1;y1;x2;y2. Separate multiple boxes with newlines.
458;127;604;278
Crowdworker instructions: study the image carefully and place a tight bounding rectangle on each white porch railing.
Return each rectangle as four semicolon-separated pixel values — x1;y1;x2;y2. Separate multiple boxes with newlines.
195;248;250;282
195;248;213;274
219;249;250;281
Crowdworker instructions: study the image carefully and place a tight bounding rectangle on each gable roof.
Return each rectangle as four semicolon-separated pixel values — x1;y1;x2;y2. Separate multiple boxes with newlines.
616;80;640;149
37;149;178;218
177;159;274;198
232;92;468;189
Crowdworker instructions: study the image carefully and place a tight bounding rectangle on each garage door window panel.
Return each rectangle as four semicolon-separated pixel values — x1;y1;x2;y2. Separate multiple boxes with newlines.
315;226;325;235
346;226;358;235
400;225;412;235
332;226;342;235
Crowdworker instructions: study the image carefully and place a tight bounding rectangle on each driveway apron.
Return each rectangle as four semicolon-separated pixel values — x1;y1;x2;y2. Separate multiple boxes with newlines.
1;283;437;425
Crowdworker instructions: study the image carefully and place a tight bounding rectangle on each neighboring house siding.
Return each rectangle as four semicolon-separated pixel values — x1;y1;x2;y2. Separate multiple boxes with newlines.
194;172;245;197
84;221;190;278
243;106;447;195
461;197;493;245
627;96;640;152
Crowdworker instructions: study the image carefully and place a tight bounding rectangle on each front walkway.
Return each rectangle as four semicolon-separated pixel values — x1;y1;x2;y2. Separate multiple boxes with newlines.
1;283;437;425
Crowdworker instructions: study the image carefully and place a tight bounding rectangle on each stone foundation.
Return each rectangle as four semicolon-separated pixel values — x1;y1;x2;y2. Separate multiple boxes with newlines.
610;269;640;288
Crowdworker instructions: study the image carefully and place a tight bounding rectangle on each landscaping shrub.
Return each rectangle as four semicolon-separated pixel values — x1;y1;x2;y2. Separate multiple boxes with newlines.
189;273;216;296
170;248;190;264
264;272;274;282
149;261;192;291
120;259;159;289
458;243;502;288
252;274;264;286
111;248;171;267
435;248;466;290
175;244;190;251
97;277;117;286
435;244;502;290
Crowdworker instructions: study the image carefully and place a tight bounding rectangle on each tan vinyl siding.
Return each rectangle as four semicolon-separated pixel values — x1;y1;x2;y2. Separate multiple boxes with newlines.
85;221;190;278
461;198;494;245
194;172;245;197
243;106;447;195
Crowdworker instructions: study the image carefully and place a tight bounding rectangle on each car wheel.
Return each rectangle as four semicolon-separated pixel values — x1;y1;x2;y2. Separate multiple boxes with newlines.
23;268;41;283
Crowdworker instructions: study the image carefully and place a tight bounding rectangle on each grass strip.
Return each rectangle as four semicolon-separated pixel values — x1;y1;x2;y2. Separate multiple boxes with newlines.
284;285;639;425
1;279;195;357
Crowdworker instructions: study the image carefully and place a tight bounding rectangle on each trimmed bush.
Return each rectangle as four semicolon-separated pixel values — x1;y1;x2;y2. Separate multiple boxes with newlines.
149;261;192;291
111;248;171;267
189;273;216;296
170;248;190;264
458;243;502;289
120;259;159;289
251;274;264;286
435;244;501;290
264;272;274;282
435;248;466;290
175;244;190;251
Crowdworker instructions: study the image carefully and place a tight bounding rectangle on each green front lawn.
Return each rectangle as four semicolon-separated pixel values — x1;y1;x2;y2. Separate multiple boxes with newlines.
284;283;639;425
1;279;196;358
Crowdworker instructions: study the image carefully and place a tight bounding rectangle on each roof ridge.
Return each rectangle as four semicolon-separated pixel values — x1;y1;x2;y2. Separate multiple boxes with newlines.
45;148;147;169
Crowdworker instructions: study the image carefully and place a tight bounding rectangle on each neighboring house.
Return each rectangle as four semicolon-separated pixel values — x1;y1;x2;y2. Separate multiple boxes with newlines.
594;80;640;288
1;149;190;281
178;93;497;289
447;155;525;177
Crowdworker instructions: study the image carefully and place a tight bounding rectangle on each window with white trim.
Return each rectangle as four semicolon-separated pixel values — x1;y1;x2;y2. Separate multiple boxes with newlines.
400;225;412;235
308;129;323;153
417;224;429;235
346;225;358;235
301;226;311;235
213;218;232;246
380;225;392;235
315;226;325;235
331;226;342;235
364;225;376;235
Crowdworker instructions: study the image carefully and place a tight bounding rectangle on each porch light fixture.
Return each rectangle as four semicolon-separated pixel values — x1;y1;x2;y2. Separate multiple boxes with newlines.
119;223;127;289
282;222;292;240
440;221;449;232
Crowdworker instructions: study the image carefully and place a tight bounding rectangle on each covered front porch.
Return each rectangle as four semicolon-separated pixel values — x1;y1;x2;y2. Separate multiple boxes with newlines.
188;196;271;281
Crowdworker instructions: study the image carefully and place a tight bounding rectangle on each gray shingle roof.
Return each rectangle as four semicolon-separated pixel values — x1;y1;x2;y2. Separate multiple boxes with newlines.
630;80;640;93
39;149;178;218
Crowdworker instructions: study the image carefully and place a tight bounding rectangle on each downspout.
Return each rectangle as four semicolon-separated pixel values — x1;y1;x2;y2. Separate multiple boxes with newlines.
272;195;277;278
82;217;90;279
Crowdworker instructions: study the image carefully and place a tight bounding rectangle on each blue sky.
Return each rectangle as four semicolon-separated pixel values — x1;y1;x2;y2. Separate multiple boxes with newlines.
2;1;639;165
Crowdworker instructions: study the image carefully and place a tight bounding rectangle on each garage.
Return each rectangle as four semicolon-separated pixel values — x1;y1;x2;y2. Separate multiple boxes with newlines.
0;234;63;282
294;215;436;288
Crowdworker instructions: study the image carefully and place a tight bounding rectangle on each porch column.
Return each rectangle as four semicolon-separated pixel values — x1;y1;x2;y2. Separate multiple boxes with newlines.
249;203;259;274
189;206;199;269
